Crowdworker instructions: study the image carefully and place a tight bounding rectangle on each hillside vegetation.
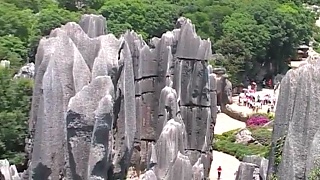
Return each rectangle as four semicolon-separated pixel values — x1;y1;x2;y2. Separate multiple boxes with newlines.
0;0;318;165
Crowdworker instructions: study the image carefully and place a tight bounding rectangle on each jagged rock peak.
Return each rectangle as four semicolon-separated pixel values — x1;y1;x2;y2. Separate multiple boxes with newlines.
79;14;107;38
20;14;226;180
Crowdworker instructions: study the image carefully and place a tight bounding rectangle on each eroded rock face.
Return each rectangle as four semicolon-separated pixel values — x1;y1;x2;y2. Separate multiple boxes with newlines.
0;160;20;180
235;128;255;145
236;162;257;180
267;57;320;179
212;68;232;106
14;63;35;79
242;155;268;180
23;15;218;180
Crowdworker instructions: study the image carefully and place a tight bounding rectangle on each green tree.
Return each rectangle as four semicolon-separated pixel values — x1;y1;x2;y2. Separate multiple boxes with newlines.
0;2;37;43
99;0;179;39
36;5;81;36
0;0;56;12
27;5;81;62
0;67;33;164
56;0;105;11
0;36;28;69
213;35;250;84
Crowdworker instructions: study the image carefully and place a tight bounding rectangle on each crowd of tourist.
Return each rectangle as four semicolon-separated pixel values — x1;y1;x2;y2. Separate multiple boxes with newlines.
238;82;277;113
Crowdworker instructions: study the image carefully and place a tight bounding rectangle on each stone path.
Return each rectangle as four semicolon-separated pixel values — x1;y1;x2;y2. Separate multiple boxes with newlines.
209;112;246;180
209;151;240;180
214;113;246;135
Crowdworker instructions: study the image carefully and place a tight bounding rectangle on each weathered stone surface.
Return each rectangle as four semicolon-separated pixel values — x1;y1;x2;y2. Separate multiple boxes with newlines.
192;157;204;180
112;41;137;179
55;22;100;70
243;155;268;180
236;162;257;180
222;104;249;122
267;58;320;179
67;76;113;178
176;22;211;60
87;93;114;179
0;159;20;180
14;63;35;79
164;152;193;180
91;34;122;79
79;14;107;38
25;14;218;180
235;128;256;145
180;106;211;150
31;35;83;180
142;170;157;180
27;37;59;161
155;119;187;179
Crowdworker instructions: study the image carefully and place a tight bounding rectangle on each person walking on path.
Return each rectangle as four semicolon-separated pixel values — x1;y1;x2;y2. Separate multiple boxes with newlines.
217;166;222;179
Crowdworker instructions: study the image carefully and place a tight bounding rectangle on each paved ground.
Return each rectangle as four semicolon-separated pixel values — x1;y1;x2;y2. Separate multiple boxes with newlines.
209;112;245;180
214;113;246;135
231;88;278;115
209;151;240;180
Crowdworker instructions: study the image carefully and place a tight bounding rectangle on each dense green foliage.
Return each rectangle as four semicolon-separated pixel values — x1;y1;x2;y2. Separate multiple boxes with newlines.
0;0;318;165
0;67;33;164
214;127;271;160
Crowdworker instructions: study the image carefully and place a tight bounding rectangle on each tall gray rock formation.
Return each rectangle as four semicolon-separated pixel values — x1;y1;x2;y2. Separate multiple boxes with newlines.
22;14;219;180
236;155;268;180
267;54;320;179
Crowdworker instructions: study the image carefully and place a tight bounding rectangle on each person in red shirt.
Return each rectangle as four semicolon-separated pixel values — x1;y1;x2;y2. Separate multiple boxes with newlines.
268;79;272;88
217;166;222;179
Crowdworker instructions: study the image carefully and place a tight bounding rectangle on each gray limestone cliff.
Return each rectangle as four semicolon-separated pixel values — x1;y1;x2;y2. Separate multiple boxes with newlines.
12;14;229;180
267;52;320;179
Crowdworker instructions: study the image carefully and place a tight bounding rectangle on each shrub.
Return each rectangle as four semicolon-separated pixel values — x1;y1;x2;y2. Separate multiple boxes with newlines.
249;127;272;146
215;128;240;142
246;115;270;127
214;138;269;160
213;128;271;160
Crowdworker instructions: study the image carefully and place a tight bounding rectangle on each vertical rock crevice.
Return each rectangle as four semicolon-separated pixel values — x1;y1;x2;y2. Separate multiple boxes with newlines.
18;14;225;180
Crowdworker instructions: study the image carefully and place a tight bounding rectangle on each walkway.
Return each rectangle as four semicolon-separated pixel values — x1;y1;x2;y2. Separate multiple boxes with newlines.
209;151;240;180
209;112;246;180
214;113;246;135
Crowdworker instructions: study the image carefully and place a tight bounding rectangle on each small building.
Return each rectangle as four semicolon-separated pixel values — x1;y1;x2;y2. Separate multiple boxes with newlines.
288;45;309;69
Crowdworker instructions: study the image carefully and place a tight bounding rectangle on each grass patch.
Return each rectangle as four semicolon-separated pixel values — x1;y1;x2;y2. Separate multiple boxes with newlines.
250;127;272;146
214;127;271;160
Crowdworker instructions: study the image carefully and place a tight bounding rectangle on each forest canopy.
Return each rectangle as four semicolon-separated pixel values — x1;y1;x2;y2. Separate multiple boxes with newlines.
0;0;319;164
0;0;318;81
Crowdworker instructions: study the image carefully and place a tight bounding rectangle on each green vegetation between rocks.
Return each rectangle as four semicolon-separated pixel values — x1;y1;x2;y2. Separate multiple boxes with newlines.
213;127;271;160
274;135;286;168
0;67;33;165
308;160;320;180
270;134;286;179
